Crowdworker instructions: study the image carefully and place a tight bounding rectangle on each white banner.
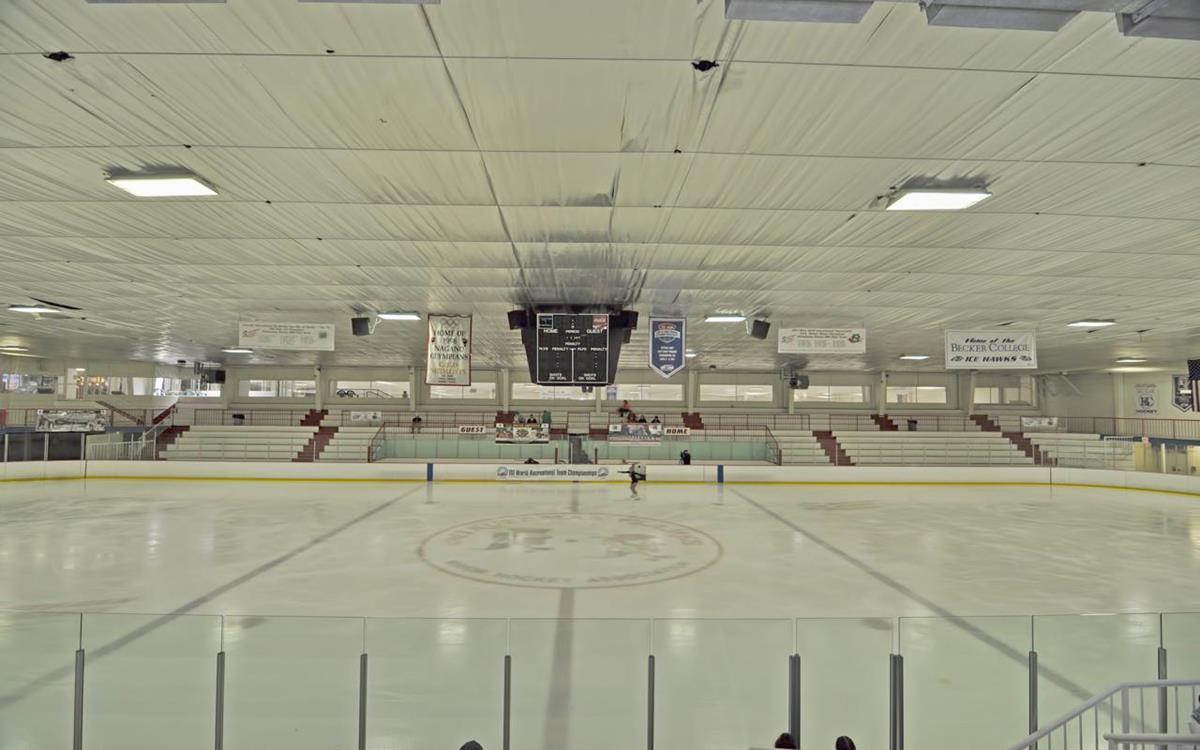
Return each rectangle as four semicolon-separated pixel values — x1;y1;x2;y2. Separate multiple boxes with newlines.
608;423;663;444
426;314;472;386
495;465;614;481
1021;416;1058;429
458;425;488;435
944;330;1037;369
663;426;691;436
778;327;866;354
349;410;382;424
495;424;550;443
1134;383;1158;415
35;409;109;433
238;321;334;351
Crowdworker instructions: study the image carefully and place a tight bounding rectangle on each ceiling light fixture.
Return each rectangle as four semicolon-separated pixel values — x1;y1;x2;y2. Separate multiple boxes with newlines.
886;188;992;211
1115;357;1147;363
1068;320;1117;328
7;304;59;314
377;312;422;321
705;314;746;323
105;174;218;198
685;351;698;358
898;354;930;360
221;347;253;354
0;345;29;352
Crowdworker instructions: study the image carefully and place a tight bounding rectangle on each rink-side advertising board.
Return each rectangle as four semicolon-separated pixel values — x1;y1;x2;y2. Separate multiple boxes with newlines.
495;465;613;481
535;313;609;385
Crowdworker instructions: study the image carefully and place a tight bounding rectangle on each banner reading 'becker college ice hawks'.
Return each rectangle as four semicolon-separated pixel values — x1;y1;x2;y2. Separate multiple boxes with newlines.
944;330;1037;369
425;315;472;386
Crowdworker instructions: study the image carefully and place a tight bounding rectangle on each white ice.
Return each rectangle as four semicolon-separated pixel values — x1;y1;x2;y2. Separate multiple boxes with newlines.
2;479;1199;750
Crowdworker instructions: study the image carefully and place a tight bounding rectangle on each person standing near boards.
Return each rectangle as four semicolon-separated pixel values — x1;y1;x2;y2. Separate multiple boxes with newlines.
621;459;647;498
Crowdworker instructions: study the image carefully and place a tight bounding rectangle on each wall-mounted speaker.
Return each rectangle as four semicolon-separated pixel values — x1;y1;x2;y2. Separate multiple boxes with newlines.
615;310;639;329
788;374;809;390
748;319;770;340
351;316;372;336
507;309;529;330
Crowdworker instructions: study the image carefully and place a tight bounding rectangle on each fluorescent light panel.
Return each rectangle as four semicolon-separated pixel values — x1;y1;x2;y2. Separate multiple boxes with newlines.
1067;320;1117;328
221;347;253;354
705;314;746;323
1115;357;1146;363
0;345;29;352
685;351;698;358
7;305;59;314
887;189;992;211
898;354;930;360
106;175;217;197
378;312;421;321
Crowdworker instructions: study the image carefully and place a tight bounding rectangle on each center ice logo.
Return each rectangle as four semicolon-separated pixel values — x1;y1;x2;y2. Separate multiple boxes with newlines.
420;512;721;589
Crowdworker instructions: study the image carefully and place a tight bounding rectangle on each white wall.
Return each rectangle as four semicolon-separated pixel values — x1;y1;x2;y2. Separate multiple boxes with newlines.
1038;373;1120;418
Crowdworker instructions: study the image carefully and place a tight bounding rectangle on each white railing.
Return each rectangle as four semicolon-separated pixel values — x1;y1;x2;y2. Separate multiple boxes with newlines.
84;421;173;461
1104;733;1200;749
1008;680;1200;750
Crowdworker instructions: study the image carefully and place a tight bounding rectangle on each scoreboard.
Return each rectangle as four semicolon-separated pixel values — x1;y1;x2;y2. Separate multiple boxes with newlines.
535;313;610;384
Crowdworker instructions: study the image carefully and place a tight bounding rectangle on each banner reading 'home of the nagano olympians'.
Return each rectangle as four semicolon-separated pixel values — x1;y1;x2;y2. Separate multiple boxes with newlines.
426;315;472;385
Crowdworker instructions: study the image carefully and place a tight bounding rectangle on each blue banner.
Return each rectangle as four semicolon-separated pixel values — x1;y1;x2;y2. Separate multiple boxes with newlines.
649;317;685;379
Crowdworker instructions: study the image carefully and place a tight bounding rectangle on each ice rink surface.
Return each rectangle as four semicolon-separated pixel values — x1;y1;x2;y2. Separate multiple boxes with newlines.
2;478;1200;750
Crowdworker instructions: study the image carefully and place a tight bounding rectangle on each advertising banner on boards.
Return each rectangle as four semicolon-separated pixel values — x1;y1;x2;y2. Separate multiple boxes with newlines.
944;330;1037;369
426;314;472;386
239;322;335;351
649;317;686;379
778;327;866;354
495;465;613;481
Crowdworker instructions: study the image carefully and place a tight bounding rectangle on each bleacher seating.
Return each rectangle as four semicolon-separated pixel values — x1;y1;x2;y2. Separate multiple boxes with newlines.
1026;433;1136;469
317;427;380;461
162;425;317;461
771;429;831;465
834;431;1033;465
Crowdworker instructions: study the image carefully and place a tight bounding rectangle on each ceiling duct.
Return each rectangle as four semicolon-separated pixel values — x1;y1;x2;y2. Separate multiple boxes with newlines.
923;2;1080;30
1117;0;1200;40
726;0;875;23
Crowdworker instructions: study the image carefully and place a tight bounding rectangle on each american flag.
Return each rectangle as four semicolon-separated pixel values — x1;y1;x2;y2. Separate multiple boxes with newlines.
1189;359;1200;412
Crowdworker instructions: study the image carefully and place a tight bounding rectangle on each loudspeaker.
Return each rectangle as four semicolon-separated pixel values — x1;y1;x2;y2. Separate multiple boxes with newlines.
788;374;810;390
507;309;528;330
615;310;639;329
748;319;770;340
213;369;226;385
622;328;633;344
351;316;372;336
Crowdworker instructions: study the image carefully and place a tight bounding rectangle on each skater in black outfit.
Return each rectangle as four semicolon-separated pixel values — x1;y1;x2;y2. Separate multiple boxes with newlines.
621;459;647;498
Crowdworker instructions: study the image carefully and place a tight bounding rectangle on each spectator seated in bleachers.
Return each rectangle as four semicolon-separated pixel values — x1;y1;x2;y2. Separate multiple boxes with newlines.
651;415;661;423
617;399;632;416
637;415;648;424
410;415;423;433
525;415;538;425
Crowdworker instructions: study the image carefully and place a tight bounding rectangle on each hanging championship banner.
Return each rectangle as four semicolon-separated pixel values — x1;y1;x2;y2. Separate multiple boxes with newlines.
778;327;866;354
1134;383;1158;415
426;314;472;386
649;317;686;379
239;321;334;351
944;330;1037;369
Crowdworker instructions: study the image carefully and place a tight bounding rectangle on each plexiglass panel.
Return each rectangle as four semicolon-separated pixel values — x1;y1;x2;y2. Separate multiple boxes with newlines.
82;612;221;750
365;618;508;750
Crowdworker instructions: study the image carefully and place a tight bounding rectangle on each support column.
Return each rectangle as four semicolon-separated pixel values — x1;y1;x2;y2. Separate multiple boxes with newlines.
878;371;889;417
314;366;325;411
686;369;697;413
500;369;510;412
409;367;419;411
889;653;904;750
